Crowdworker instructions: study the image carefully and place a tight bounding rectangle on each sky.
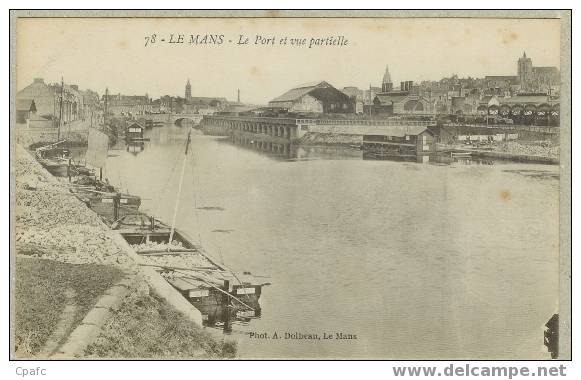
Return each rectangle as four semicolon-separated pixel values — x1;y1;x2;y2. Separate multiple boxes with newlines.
16;17;561;104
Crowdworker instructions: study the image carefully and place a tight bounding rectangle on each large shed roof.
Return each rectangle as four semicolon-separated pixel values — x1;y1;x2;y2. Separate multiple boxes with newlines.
270;81;340;103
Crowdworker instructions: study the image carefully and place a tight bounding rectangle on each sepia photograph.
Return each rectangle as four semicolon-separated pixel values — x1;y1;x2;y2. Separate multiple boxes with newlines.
9;9;571;362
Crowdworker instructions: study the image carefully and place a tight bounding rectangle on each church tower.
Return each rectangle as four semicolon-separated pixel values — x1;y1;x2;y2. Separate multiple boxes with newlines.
517;52;533;91
381;65;393;93
185;78;192;100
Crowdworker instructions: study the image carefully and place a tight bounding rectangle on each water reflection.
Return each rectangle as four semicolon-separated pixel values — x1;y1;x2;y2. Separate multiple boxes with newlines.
227;134;501;166
202;303;263;334
226;135;365;161
126;141;145;155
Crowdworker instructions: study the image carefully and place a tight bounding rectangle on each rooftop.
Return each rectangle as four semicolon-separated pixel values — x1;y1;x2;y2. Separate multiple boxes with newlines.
270;81;333;103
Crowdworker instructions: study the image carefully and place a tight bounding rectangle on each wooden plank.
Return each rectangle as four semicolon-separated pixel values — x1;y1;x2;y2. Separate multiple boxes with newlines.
137;248;199;255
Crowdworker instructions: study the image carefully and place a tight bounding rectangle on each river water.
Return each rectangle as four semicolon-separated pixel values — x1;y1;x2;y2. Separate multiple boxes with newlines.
103;125;559;359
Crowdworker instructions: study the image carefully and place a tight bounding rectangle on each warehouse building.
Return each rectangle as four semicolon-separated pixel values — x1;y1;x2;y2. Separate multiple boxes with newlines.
268;81;355;114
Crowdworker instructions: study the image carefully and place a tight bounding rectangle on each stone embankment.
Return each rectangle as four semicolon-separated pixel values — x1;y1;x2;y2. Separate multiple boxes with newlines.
496;141;560;159
441;140;559;164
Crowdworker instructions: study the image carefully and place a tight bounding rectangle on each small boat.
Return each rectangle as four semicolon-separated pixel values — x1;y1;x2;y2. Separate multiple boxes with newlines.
69;176;142;224
35;141;71;177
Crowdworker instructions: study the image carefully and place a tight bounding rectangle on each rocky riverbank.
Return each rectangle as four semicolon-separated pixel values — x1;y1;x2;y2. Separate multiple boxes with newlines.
496;140;560;159
14;145;133;267
12;145;236;359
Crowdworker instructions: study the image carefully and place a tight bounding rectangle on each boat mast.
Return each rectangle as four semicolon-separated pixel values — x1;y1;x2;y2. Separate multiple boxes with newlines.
57;77;64;141
104;87;109;125
168;129;192;244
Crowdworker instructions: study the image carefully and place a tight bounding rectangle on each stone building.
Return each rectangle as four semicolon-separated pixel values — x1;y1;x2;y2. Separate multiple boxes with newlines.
104;93;153;115
15;99;37;124
517;52;559;92
16;78;88;124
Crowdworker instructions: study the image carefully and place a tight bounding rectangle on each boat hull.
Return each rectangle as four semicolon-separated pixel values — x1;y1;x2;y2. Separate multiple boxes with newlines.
117;223;267;329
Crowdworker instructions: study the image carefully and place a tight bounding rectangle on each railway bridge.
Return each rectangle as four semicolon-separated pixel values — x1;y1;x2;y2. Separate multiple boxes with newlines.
200;115;316;142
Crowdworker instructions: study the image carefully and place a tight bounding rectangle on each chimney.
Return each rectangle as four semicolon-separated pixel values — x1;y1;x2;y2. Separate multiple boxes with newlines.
237;89;240;103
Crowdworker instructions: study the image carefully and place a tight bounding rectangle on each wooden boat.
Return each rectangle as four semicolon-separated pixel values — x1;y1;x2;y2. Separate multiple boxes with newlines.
34;79;74;177
113;214;269;329
35;141;71;177
69;178;142;224
450;151;472;157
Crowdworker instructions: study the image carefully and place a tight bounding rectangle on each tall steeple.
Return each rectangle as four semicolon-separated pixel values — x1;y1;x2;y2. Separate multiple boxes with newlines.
518;52;533;91
185;78;191;100
381;65;393;93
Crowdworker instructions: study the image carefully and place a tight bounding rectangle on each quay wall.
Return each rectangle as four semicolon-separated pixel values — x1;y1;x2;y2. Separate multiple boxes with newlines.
436;124;559;144
452;148;559;165
15;119;94;147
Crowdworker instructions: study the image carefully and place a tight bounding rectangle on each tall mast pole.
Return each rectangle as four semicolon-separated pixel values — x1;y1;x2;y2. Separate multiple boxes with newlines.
57;77;64;141
104;88;109;125
169;129;192;245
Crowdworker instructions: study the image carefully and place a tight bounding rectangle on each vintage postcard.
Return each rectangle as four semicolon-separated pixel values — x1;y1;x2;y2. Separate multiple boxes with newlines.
9;10;571;361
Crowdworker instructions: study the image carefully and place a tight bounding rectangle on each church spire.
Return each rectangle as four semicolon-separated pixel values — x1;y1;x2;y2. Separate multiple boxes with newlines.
382;64;393;92
185;78;192;100
382;65;392;84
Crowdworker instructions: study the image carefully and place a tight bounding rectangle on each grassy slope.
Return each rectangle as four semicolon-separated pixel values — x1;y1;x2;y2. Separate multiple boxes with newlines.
14;256;124;357
85;290;237;359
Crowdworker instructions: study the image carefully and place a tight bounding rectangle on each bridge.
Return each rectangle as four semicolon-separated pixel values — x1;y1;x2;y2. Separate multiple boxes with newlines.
200;115;315;142
146;113;203;126
200;115;437;142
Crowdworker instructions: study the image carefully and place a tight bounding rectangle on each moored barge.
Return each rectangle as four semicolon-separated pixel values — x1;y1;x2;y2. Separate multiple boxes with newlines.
113;214;269;330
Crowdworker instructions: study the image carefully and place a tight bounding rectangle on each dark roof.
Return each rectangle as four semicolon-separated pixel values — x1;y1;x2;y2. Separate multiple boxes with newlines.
499;95;549;104
533;66;559;73
270;81;343;103
374;93;408;105
485;75;518;80
16;98;36;112
307;87;351;103
188;96;227;104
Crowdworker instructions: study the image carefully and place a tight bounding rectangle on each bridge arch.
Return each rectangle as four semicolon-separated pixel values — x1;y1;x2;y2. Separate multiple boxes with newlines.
174;117;201;128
